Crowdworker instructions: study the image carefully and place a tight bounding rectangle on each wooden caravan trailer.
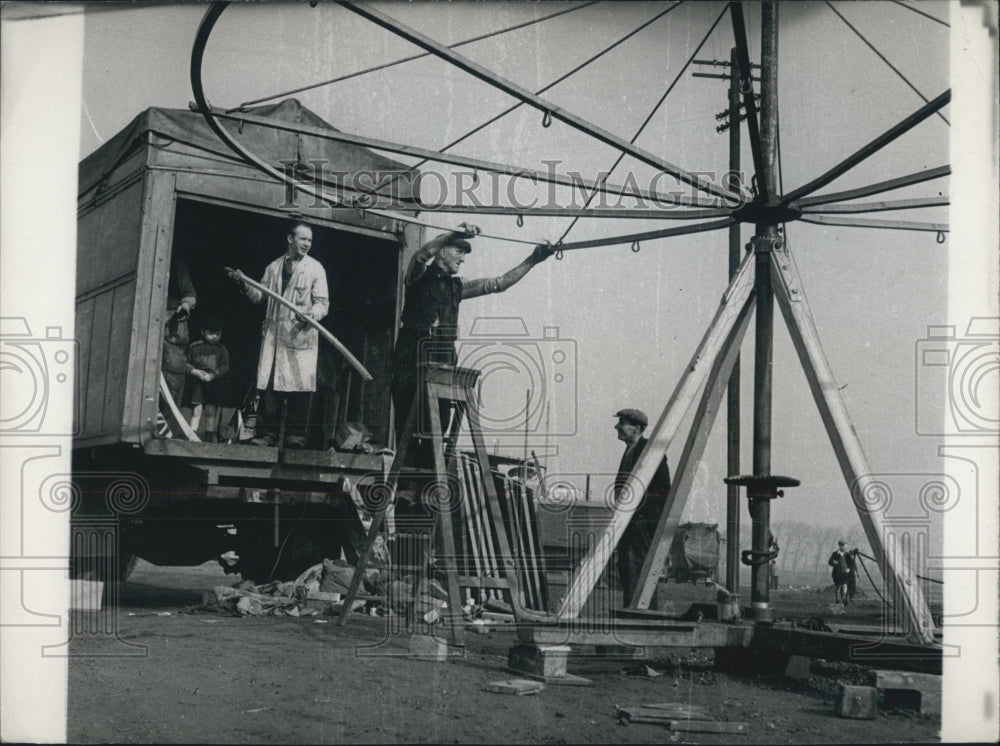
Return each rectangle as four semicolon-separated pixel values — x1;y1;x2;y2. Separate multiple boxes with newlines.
73;99;422;581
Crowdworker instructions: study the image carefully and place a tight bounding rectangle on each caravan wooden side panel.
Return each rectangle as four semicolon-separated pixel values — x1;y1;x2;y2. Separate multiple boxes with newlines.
76;178;144;443
102;280;138;436
75;298;95;437
76;180;143;296
82;291;113;438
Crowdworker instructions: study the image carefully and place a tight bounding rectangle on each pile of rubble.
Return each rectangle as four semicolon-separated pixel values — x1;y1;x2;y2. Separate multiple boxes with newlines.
207;558;450;621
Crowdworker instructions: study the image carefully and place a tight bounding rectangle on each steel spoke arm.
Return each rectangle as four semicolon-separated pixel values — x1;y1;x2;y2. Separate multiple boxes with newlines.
336;0;739;205
422;205;733;220
799;215;948;233
790;165;950;208
799;196;948;214
556;218;736;251
729;1;767;201
782;90;951;204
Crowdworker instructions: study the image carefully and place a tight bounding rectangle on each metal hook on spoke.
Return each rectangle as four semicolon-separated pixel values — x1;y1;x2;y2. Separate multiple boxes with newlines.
631;240;641;253
936;231;946;244
516;214;524;228
542;110;552;128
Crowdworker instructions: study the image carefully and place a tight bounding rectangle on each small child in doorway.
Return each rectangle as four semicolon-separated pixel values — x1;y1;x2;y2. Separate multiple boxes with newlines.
183;314;231;442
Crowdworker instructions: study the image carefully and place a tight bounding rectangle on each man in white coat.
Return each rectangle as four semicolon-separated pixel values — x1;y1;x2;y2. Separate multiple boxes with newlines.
229;221;329;448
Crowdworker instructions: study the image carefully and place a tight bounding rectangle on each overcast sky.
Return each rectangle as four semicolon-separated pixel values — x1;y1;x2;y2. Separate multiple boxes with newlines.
69;1;966;530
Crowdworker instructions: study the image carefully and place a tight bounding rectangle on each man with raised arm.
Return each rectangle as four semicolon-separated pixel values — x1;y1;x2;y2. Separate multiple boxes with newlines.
390;223;555;443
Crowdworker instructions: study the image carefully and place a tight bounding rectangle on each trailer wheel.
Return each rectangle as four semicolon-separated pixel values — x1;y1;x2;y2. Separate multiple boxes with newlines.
234;505;346;585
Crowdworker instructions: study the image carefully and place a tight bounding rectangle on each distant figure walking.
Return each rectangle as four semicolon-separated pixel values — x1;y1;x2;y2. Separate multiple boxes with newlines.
828;540;857;605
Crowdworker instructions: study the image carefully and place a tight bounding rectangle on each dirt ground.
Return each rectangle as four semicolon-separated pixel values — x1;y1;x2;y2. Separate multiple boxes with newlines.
67;561;941;744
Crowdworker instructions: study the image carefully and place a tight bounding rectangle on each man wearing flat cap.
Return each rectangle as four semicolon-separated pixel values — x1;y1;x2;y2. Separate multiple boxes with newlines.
390;223;555;444
828;539;857;605
613;408;672;606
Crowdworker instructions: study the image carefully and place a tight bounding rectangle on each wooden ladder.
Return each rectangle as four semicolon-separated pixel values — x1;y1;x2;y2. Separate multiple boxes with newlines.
337;362;530;643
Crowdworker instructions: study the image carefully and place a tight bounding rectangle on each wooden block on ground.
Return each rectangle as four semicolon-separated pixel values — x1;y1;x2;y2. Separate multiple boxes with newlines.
508;643;571;678
482;679;545;696
409;634;453;661
875;670;942;715
784;654;812;681
836;684;878;719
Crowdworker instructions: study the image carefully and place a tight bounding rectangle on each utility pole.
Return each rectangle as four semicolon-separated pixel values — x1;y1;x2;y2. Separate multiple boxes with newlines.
691;50;759;596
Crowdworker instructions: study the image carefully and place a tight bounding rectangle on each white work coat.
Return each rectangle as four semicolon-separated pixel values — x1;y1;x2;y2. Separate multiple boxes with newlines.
246;254;329;392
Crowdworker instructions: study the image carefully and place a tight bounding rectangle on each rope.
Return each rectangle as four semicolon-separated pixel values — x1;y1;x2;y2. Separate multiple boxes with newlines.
889;0;950;28
375;1;684;198
825;1;949;126
853;550;890;606
236;2;598;109
556;2;730;245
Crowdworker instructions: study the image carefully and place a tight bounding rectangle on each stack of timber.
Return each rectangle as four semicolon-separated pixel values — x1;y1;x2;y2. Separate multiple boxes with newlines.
454;453;549;612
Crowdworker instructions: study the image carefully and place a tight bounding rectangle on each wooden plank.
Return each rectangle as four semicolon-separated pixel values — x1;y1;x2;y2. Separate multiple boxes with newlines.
427;384;466;645
630;287;755;610
336;2;737;204
131;170;177;445
770;248;936;645
669;721;748;734
520;620;754;648
338;388;419;628
556;252;755;619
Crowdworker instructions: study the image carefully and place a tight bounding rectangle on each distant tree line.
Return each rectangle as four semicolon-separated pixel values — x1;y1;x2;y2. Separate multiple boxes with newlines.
768;521;868;575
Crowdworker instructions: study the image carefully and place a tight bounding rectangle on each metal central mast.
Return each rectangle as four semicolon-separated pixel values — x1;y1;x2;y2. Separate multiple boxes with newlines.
750;0;780;622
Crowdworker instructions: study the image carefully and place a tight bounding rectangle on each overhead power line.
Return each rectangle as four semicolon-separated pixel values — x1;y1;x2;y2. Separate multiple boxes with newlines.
825;1;949;126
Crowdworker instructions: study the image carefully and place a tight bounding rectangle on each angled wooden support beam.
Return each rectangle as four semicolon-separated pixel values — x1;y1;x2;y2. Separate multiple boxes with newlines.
729;1;767;201
555;250;756;620
798;196;949;215
557;218;737;252
769;247;936;645
629;287;756;610
799;215;948;233
782;90;951;204
790;165;950;209
336;1;739;205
